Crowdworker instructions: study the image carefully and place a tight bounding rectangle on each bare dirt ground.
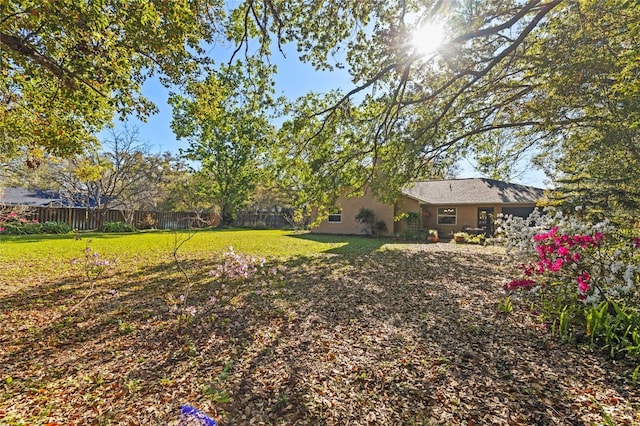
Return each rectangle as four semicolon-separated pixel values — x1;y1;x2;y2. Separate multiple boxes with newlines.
1;243;638;425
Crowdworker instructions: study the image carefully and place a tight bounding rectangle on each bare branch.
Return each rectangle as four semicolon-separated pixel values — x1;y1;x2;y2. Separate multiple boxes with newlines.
313;62;398;117
228;1;254;66
1;31;110;98
0;32;74;86
0;8;33;25
412;0;563;143
449;0;543;43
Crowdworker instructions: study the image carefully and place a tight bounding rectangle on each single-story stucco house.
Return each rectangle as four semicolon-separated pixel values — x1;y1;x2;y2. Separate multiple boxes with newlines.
311;178;545;238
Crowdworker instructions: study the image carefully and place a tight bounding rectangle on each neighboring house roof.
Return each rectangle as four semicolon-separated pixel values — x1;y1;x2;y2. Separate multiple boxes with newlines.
1;187;112;208
402;178;544;205
1;187;67;207
0;187;99;207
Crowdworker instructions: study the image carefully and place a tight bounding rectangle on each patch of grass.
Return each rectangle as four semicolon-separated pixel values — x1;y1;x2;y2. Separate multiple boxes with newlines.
0;229;401;287
0;229;393;265
287;232;391;254
124;378;143;394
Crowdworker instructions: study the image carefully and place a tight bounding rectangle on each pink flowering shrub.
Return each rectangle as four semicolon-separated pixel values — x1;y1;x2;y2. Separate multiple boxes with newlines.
498;208;639;305
0;209;41;234
209;246;267;281
503;225;610;301
0;208;70;235
71;244;116;281
172;246;286;319
497;208;640;357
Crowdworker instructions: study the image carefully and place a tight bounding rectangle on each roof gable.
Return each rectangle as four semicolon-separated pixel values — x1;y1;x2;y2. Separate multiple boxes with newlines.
402;178;544;205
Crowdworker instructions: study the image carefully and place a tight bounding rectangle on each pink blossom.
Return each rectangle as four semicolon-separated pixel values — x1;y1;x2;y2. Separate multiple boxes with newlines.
504;279;536;291
577;271;591;294
549;257;564;272
533;233;545;242
557;246;570;257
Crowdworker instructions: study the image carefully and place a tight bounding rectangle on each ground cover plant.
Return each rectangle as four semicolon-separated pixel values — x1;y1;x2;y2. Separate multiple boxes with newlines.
1;229;639;425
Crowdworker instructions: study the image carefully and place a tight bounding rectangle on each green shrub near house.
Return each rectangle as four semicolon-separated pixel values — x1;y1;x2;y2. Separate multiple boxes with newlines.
0;219;71;235
374;220;387;234
355;207;376;235
453;231;486;245
454;232;469;243
100;221;137;233
40;221;72;234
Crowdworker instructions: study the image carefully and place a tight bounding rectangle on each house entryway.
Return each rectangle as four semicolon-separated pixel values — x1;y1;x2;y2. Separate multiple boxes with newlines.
477;207;494;235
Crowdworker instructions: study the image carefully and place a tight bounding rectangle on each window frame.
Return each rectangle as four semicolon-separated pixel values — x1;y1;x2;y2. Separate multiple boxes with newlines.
436;207;457;225
327;211;342;223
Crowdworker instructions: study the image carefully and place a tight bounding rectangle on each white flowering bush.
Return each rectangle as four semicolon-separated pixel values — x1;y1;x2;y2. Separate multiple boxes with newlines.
497;207;640;358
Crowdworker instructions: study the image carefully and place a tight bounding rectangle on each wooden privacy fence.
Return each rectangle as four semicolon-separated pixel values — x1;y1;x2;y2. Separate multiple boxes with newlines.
232;212;292;229
10;206;216;231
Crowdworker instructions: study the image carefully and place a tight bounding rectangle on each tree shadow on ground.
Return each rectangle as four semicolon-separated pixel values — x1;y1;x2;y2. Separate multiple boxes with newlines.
229;246;638;425
1;245;638;425
286;232;391;254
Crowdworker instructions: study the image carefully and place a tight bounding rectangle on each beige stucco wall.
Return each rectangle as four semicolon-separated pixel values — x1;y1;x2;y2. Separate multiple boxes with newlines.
420;204;536;238
311;192;395;235
420;205;480;238
393;197;421;234
312;192;537;237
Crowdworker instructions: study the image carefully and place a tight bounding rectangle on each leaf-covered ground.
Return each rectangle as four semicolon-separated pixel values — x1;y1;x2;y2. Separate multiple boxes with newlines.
1;240;638;425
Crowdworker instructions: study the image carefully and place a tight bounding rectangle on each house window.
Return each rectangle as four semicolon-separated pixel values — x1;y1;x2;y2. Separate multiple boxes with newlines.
437;207;457;225
327;211;342;223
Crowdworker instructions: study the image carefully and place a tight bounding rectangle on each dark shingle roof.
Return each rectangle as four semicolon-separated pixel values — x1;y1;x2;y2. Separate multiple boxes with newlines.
402;178;544;205
1;187;66;207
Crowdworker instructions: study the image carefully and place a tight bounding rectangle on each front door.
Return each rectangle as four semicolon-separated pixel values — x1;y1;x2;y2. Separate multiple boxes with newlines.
477;207;494;235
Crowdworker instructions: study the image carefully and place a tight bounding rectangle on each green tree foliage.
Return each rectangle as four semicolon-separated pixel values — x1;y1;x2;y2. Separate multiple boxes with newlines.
60;127;182;215
253;0;568;207
5;0;640;222
464;129;537;182
2;1;566;171
263;0;639;218
3;125;186;222
523;0;640;222
172;68;276;226
1;0;223;163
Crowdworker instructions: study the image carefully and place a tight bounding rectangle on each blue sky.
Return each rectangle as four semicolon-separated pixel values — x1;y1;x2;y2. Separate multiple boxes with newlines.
107;47;548;188
105;44;352;153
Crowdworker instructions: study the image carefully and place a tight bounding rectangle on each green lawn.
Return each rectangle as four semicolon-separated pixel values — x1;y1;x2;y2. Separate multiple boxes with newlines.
0;229;393;283
0;228;391;263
